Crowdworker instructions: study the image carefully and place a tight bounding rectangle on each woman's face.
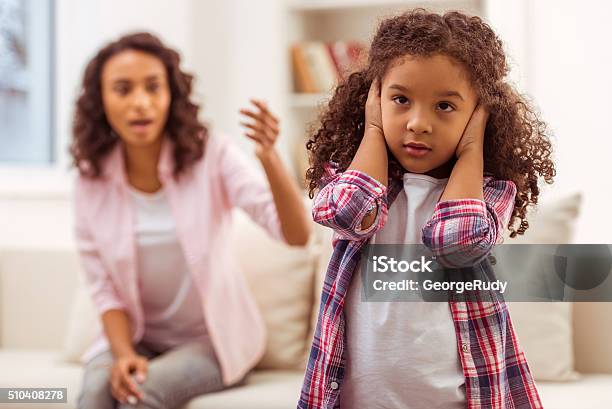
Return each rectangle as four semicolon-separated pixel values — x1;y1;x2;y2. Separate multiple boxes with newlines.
380;54;478;177
101;50;171;148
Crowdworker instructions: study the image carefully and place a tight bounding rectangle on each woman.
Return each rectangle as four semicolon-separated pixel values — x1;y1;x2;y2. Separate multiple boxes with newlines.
71;32;310;408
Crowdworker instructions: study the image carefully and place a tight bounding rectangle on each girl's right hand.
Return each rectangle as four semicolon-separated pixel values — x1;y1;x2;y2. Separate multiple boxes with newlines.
110;353;148;404
365;78;384;134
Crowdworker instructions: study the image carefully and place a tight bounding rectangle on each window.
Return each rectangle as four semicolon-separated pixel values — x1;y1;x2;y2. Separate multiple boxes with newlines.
0;0;54;164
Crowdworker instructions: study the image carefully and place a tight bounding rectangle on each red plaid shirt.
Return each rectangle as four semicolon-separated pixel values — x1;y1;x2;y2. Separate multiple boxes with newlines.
298;167;543;409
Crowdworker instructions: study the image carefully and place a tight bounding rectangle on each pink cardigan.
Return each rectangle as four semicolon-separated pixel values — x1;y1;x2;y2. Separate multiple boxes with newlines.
73;132;286;385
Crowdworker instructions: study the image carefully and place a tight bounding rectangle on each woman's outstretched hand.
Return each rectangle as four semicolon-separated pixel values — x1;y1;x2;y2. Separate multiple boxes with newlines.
239;99;280;160
455;103;489;159
238;98;311;246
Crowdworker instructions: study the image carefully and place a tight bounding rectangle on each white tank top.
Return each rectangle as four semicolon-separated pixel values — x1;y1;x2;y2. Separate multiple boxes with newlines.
129;186;209;352
340;173;466;408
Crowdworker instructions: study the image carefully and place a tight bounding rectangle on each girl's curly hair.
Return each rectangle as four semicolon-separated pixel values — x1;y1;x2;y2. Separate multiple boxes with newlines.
71;32;207;178
305;8;555;238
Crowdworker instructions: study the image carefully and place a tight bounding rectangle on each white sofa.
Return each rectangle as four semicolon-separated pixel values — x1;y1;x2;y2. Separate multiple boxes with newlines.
0;194;611;408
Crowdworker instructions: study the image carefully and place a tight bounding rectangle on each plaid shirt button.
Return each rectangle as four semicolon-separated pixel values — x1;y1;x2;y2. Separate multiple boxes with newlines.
462;343;469;353
330;381;339;390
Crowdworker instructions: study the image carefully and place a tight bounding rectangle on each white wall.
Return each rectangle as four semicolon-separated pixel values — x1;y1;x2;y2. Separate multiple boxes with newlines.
527;0;612;243
192;0;290;164
486;0;612;242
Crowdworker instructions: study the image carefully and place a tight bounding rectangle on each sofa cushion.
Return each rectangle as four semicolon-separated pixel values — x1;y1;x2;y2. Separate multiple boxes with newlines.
503;193;582;382
232;209;316;370
0;249;79;349
500;192;581;245
536;375;612;409
507;302;579;381
62;274;101;364
187;370;304;409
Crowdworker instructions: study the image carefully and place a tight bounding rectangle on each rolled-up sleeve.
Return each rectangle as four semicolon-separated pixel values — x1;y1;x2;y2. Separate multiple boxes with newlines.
74;180;126;315
219;139;287;244
312;167;388;241
421;179;517;268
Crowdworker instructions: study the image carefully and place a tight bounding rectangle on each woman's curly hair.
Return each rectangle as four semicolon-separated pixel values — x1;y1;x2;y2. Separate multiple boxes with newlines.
305;8;555;238
71;32;206;178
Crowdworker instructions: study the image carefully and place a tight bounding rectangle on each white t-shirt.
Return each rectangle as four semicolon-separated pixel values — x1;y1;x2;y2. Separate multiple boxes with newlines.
340;173;466;408
129;186;209;352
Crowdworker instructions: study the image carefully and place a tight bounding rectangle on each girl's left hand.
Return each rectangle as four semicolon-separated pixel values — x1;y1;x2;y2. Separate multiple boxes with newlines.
455;103;489;159
239;99;280;160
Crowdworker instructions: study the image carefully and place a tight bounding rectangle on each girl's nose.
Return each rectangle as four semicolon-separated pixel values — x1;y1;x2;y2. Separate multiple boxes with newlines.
406;114;433;135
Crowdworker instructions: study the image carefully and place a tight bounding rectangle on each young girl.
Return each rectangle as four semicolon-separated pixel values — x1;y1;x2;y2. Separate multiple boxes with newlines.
299;9;554;409
71;32;310;408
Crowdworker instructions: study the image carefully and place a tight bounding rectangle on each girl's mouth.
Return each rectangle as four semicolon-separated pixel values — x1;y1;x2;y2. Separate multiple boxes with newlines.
403;143;432;158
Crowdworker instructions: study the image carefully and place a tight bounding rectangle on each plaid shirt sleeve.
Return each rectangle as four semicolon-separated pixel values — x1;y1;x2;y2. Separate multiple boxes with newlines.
421;178;517;268
312;165;389;241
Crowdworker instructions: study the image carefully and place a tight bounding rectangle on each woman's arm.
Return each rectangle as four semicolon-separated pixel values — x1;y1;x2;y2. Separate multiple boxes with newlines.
101;309;136;359
238;99;310;246
257;149;311;245
73;179;147;404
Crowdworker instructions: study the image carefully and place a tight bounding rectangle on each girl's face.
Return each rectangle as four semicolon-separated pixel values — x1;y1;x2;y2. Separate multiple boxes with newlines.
380;54;478;177
101;50;171;148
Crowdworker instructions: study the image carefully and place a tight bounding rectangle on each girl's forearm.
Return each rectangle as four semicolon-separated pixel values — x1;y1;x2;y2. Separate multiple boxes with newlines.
347;127;388;187
259;149;311;246
439;149;484;202
101;309;136;359
348;127;388;229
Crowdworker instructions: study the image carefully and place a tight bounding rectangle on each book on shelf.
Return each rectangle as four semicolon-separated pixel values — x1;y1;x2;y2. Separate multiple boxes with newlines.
291;41;367;94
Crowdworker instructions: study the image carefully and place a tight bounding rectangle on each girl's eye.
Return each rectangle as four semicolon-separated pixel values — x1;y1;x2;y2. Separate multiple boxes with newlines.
392;96;409;105
438;102;455;112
